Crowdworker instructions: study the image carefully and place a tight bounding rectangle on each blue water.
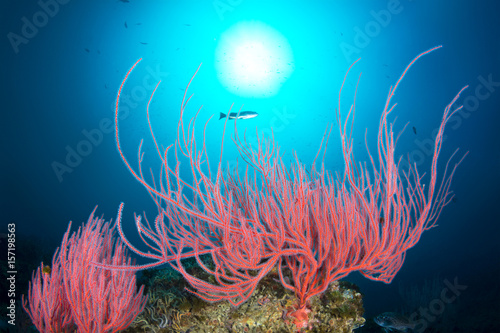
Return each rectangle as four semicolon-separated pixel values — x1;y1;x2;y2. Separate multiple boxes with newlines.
2;0;499;331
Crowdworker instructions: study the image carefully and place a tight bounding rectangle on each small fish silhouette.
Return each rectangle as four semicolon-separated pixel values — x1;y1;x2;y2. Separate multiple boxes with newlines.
374;312;415;332
219;111;258;120
42;265;51;275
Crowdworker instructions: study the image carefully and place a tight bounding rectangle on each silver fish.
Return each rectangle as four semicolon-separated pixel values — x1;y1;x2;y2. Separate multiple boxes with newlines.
219;111;258;120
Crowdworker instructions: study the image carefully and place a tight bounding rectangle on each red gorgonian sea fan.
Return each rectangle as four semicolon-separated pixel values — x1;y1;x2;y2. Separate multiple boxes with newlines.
105;46;466;330
23;208;147;333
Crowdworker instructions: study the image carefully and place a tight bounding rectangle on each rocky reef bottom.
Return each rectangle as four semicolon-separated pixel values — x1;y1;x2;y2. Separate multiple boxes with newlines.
124;261;365;333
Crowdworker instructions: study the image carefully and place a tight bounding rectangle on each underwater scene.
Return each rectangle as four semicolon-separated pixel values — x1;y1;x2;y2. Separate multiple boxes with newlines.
1;0;499;332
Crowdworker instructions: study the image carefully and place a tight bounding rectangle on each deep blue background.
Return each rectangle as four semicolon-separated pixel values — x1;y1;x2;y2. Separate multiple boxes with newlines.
1;0;499;330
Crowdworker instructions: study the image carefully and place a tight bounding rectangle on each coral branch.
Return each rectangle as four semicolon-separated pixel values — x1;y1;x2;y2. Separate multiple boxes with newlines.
112;47;466;330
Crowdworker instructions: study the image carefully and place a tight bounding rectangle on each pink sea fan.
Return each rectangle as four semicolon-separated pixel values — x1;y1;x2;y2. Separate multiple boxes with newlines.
22;255;74;333
23;207;147;333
